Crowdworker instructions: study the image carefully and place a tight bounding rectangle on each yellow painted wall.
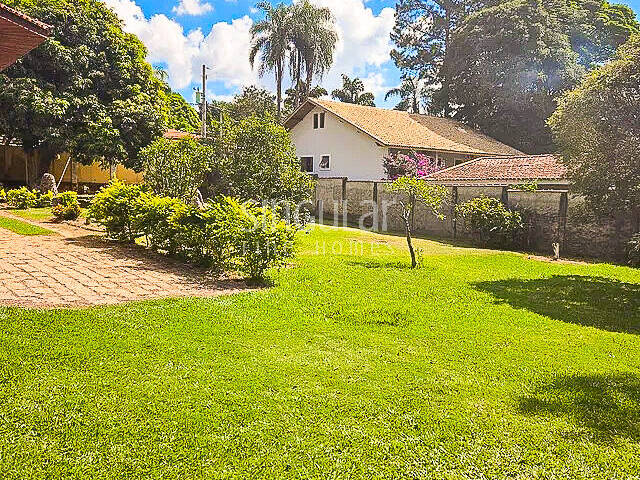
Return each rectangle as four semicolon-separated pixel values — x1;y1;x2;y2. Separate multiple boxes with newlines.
1;146;144;185
49;154;143;185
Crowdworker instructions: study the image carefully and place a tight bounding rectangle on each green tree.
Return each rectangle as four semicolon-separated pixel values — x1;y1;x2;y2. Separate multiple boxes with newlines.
331;75;376;106
391;0;483;116
283;82;327;117
445;0;585;153
391;0;638;117
387;177;448;268
153;67;200;133
549;35;640;220
250;2;291;120
208;115;314;203
209;86;276;126
385;75;425;113
167;93;201;133
0;0;167;173
140;137;212;200
289;0;337;109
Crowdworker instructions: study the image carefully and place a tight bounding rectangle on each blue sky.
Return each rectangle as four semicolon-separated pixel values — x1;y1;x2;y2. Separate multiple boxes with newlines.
104;0;640;109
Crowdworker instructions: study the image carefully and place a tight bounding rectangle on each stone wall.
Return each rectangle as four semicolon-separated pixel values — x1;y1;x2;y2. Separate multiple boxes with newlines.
313;177;636;261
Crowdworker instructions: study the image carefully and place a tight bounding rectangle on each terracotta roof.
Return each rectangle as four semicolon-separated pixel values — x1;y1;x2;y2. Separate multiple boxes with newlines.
284;98;523;156
163;129;199;140
426;155;568;184
0;2;52;71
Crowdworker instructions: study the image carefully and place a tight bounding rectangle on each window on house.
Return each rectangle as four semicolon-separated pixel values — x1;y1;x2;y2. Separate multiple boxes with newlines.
300;156;314;172
319;155;330;170
313;112;326;129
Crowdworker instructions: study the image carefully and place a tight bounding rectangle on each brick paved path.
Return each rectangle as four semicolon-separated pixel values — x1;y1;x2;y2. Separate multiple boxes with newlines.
0;214;248;308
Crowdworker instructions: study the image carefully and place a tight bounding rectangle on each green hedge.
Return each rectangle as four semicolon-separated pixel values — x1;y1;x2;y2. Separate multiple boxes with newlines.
88;180;297;280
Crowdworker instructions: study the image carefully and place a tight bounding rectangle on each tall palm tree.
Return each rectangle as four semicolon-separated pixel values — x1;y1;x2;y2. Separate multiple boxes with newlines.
385;75;424;113
290;0;337;108
331;74;375;106
249;2;291;120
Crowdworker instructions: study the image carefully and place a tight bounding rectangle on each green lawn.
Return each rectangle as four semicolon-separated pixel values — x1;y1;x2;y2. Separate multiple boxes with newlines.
9;207;55;222
9;207;87;222
1;226;640;478
0;215;55;235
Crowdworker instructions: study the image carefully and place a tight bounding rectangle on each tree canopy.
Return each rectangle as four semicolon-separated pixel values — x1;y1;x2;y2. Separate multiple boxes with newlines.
207;115;314;203
443;0;639;153
391;0;639;133
209;86;277;125
250;1;337;119
549;34;640;219
0;0;168;170
331;75;376;106
445;0;585;154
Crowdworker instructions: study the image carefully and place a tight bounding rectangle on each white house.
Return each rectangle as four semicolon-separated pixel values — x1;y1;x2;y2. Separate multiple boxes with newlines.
284;98;523;181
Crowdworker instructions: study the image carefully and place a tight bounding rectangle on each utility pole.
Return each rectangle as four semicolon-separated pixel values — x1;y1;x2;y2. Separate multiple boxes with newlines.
201;64;207;139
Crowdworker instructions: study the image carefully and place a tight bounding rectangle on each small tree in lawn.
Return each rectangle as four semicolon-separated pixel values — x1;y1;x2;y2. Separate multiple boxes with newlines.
384;151;447;268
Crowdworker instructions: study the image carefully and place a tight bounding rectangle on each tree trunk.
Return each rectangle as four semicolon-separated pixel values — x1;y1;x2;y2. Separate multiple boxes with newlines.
276;62;282;121
305;57;314;100
404;215;417;268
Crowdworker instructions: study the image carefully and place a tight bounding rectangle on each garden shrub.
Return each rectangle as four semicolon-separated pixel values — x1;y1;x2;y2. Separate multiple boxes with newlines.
214;197;297;280
36;191;54;208
136;196;184;254
52;192;81;220
6;187;37;209
87;183;298;278
456;196;524;248
628;233;640;267
88;180;150;242
0;188;6;203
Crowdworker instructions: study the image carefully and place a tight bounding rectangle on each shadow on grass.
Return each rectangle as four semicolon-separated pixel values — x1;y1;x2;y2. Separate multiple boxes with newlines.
474;275;640;334
519;373;640;441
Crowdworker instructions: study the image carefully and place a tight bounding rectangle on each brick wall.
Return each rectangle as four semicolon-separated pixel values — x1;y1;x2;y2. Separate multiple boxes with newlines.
313;177;636;261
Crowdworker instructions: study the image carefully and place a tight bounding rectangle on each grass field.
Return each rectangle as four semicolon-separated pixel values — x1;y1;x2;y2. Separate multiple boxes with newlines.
9;206;86;222
0;215;55;235
1;225;640;478
9;207;56;222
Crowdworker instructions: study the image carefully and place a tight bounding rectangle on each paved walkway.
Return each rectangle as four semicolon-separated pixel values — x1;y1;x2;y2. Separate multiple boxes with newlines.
0;213;249;308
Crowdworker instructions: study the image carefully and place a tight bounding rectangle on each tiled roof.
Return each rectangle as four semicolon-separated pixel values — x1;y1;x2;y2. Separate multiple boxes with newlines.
284;98;523;156
427;155;568;183
0;2;52;71
163;129;199;140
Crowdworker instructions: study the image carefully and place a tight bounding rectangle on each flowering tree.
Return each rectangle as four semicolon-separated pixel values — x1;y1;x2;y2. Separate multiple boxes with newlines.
383;152;439;180
388;177;448;268
384;151;447;268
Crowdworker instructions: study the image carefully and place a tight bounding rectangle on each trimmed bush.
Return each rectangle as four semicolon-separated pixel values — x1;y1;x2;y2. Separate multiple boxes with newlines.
88;184;298;279
6;187;38;209
88;180;150;242
36;191;54;208
456;196;524;248
52;192;81;220
216;198;297;279
0;188;6;203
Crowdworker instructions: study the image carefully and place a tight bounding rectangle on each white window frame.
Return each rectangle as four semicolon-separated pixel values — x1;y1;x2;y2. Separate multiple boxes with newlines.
313;112;326;129
319;154;331;171
300;155;314;173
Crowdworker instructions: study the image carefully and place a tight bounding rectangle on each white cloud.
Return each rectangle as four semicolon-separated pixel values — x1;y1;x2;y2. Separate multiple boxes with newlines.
103;0;395;98
307;0;395;91
104;0;255;90
361;72;396;102
172;0;213;16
